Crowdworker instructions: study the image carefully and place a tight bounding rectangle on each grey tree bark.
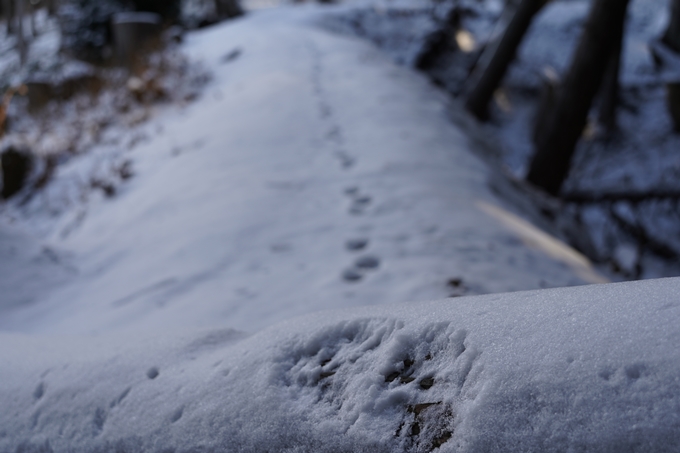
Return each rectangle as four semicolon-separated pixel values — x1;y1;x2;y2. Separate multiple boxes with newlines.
526;0;631;195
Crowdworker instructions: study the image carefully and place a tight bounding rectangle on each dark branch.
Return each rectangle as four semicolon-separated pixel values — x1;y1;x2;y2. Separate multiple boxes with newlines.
562;190;680;204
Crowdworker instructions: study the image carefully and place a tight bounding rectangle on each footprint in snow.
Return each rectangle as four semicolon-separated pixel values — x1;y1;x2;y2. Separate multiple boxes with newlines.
220;48;242;64
346;238;369;251
342;268;363;282
349;195;372;215
355;255;380;270
341;256;381;283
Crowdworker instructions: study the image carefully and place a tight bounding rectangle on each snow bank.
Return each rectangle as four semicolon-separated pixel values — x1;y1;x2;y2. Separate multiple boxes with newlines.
2;278;679;452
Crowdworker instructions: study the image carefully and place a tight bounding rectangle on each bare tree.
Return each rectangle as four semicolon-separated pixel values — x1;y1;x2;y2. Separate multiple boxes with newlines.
662;0;680;131
526;0;631;195
464;0;548;121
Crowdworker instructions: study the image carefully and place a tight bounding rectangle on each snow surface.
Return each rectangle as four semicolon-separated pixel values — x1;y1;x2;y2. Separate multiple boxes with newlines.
1;4;605;336
2;278;680;452
3;2;678;452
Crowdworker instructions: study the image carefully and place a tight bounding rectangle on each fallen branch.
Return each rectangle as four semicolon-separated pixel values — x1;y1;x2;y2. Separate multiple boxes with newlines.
609;207;679;260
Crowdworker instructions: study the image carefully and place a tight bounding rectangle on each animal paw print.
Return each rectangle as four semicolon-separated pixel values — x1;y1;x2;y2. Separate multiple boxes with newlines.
398;402;454;452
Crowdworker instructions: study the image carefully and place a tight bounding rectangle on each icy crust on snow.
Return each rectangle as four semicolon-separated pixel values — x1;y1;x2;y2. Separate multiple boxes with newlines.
2;278;679;453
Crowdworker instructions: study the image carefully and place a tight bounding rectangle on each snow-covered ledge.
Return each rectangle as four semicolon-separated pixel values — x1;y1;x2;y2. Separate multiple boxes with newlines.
2;278;678;452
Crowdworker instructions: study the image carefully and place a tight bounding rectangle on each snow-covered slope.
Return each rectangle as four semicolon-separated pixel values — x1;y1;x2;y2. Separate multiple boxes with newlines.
2;278;679;452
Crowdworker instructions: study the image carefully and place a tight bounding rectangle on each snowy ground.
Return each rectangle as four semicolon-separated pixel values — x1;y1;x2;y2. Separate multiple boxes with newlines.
0;4;605;335
1;2;678;452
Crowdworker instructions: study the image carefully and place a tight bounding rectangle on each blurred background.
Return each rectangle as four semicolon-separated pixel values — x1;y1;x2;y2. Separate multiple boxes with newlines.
1;0;679;286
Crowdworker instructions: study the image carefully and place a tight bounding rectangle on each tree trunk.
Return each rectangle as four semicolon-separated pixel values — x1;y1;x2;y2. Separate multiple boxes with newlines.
464;0;547;121
662;0;680;131
526;0;630;196
4;0;14;35
531;67;559;147
27;0;34;38
46;0;57;16
597;14;625;133
15;0;27;66
663;0;680;52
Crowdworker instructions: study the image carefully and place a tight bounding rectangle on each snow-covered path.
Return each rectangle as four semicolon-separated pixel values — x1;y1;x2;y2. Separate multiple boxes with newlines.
2;6;603;335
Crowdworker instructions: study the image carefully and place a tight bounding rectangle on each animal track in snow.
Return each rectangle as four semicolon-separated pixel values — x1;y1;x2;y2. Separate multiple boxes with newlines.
220;48;242;64
146;367;160;380
93;407;107;434
170;406;184;423
308;41;357;171
279;319;478;452
399;402;454;452
346;238;369;251
355;255;380;270
110;387;131;409
342;268;363;282
33;382;45;401
343;187;373;215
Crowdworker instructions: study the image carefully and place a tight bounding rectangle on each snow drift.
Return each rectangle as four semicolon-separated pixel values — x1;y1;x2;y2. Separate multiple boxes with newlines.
1;278;679;452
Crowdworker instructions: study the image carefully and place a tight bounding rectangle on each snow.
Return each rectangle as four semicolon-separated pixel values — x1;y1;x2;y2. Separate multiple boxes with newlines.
2;278;680;452
1;2;678;451
1;4;605;336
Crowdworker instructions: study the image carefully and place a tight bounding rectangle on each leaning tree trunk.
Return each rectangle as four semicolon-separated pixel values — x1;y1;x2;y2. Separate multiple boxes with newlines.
464;0;548;121
4;0;14;35
526;0;630;196
662;0;680;131
598;14;625;133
